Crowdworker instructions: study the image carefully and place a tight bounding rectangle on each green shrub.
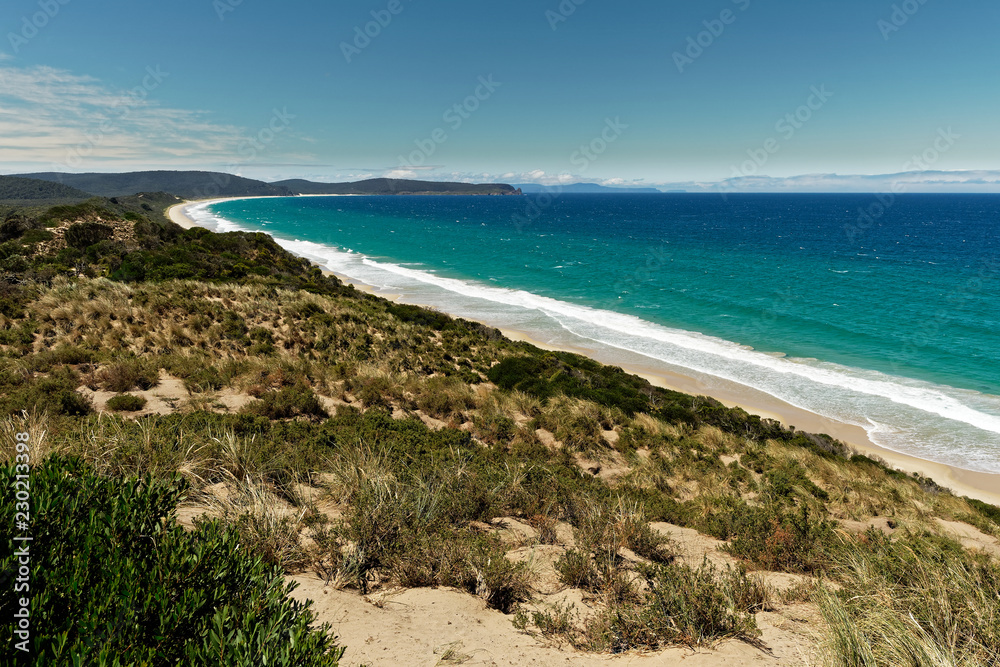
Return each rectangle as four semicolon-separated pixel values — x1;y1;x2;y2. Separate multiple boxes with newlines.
65;221;114;249
30;345;96;370
243;384;328;421
220;310;248;340
473;413;517;444
556;549;600;590
20;229;54;244
354;376;401;410
585;560;760;651
965;497;1000;529
0;370;92;417
0;456;345;665
106;394;147;412
412;376;475;419
723;504;835;574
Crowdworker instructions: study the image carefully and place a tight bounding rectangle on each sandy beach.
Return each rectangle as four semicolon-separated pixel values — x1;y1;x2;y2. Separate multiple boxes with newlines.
166;198;1000;506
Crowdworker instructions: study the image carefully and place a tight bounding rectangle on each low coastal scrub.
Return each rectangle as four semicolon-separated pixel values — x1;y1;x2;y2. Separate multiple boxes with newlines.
529;559;767;651
589;560;765;651
3;198;1000;662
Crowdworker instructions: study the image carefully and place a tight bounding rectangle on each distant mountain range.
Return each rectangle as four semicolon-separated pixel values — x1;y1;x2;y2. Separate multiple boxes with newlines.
513;183;663;194
274;178;520;196
15;171;294;199
0;175;94;202
8;171;522;199
5;171;680;203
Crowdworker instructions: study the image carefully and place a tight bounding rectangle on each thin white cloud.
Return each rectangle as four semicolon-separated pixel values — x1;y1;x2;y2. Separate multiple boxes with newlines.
0;64;307;171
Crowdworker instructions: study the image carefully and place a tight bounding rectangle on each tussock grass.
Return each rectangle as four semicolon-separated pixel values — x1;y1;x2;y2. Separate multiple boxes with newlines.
820;530;1000;666
314;439;532;609
0;409;53;463
632;412;684;441
199;473;311;571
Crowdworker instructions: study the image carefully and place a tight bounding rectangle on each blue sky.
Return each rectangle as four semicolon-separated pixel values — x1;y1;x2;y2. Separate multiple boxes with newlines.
2;0;999;190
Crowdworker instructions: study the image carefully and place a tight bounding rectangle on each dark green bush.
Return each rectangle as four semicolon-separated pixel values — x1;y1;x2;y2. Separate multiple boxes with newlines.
20;229;54;245
724;504;835;574
30;345;96;370
0;370;92;417
243;384;328;421
65;222;114;249
0;456;344;665
106;394;147;412
220;310;248;340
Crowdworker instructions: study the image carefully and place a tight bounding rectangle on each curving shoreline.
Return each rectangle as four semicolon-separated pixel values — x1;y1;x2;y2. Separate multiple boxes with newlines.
166;199;1000;506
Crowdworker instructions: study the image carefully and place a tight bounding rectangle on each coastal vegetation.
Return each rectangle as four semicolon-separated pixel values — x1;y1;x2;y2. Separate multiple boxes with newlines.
1;196;999;664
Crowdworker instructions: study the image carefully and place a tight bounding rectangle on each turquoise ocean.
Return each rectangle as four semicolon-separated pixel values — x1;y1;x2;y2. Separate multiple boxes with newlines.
188;194;1000;474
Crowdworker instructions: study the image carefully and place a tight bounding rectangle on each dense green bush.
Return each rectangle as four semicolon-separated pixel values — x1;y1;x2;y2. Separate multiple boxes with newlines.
106;394;147;412
65;221;114;249
0;369;92;417
723;504;836;574
0;456;344;665
487;354;650;416
243;384;328;421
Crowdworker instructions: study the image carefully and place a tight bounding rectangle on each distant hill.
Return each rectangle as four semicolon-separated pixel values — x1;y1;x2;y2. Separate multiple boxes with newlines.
15;171;294;199
0;175;93;202
514;183;662;194
273;178;521;196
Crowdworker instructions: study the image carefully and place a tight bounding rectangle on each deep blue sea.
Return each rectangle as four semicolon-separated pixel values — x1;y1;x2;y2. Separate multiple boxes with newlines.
190;194;1000;473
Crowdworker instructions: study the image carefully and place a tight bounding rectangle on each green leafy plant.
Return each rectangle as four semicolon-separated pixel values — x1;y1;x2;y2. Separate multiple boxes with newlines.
106;394;147;412
0;456;345;665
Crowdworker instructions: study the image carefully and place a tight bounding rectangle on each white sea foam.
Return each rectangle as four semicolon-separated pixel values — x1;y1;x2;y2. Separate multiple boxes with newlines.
186;203;1000;474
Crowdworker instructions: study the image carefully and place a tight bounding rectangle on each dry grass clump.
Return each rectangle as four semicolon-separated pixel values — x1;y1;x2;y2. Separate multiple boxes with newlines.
94;357;160;392
0;410;54;463
770;439;971;529
210;427;270;481
552;497;677;610
536;396;607;453
55;413;208;484
696;425;741;453
631;412;683;441
820;530;1000;666
407;375;477;421
198;473;311;572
